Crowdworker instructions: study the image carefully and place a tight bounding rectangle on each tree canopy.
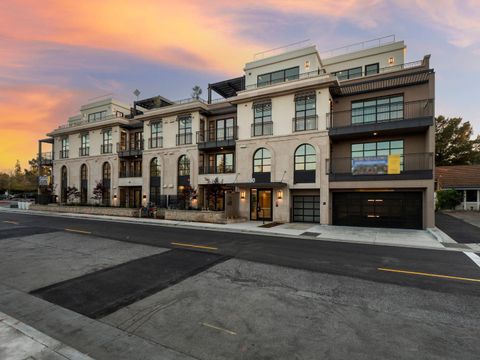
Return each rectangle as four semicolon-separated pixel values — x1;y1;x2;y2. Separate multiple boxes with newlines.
435;116;480;166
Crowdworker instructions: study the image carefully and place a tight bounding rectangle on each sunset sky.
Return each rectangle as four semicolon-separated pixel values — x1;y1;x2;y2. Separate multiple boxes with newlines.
0;0;479;171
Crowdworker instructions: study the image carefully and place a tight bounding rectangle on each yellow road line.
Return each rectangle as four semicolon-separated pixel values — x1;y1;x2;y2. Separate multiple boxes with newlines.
200;322;237;335
378;267;480;283
3;221;19;225
64;228;91;235
171;242;218;251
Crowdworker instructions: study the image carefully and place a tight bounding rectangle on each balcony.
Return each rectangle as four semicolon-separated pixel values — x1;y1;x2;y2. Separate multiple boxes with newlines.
251;121;273;137
79;147;90;157
328;152;433;181
101;144;113;154
117;141;143;157
119;169;142;178
149;136;163;149
197;126;237;150
199;165;235;175
59;150;69;159
176;133;193;146
327;99;434;140
292;115;318;132
38;152;53;166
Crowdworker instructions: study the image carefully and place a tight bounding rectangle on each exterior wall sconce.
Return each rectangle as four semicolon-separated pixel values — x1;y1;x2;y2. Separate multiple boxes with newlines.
277;190;283;200
388;56;395;65
240;191;246;199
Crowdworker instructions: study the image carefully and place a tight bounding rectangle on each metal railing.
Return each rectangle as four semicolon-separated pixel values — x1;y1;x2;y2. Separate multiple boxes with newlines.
333;59;425;81
59;150;69;159
199;165;235;175
119;169;142;178
245;69;331;91
117;141;144;156
176;133;193;146
292;115;318;132
58;113;124;129
196;126;238;145
328;153;433;176
38;152;53;165
322;35;396;59
327;99;434;129
251;121;273;137
253;39;312;60
79;147;90;156
149;136;163;149
101;144;113;154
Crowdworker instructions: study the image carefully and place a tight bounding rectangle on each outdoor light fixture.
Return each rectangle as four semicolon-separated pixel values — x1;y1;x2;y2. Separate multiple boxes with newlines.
113;194;117;199
388;56;395;65
240;191;246;199
277;190;283;200
143;194;147;199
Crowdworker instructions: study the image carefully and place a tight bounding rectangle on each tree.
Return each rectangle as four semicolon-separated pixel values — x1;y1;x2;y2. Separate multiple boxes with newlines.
191;85;202;100
91;181;106;204
204;177;224;211
435;116;480;165
436;189;462;210
66;186;80;204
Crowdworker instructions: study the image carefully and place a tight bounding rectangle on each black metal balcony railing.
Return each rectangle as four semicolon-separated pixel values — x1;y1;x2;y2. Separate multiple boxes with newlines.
251;121;273;137
117;141;144;157
176;133;192;146
196;126;238;148
38;152;53;165
119;169;142;178
199;165;235;175
149;136;163;149
327;99;434;129
328;153;433;180
292;115;318;132
101;143;113;154
60;150;69;159
79;147;90;156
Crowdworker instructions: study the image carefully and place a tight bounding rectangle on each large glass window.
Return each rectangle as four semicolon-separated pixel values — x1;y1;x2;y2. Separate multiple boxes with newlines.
351;140;404;170
102;162;111;206
150;158;161;205
102;129;112;153
216;118;235;141
252;103;272;136
80;164;88;204
295;144;316;171
351;95;404;125
294;94;316;131
150;157;161;177
253;148;271;173
80;133;89;156
61;166;68;203
178;155;190;176
177;116;192;145
365;63;379;76
212;153;234;173
150;121;163;148
88;111;106;122
333;67;362;80
257;67;299;87
61;137;69;158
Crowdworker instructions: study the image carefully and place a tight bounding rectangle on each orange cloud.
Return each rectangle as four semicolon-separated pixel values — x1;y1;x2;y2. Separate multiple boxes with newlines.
0;85;84;171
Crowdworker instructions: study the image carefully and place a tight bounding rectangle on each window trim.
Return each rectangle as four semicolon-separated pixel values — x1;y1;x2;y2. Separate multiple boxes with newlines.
257;66;299;87
351;94;404;125
365;62;379;76
253;148;271;174
333;66;362;80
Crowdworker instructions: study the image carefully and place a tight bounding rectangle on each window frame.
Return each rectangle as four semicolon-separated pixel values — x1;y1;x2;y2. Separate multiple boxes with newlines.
88;111;106;122
294;144;316;171
333;67;362;80
253;148;271;174
351;140;405;170
351;94;404;125
252;103;272;136
365;63;380;76
257;66;299;87
178;155;190;176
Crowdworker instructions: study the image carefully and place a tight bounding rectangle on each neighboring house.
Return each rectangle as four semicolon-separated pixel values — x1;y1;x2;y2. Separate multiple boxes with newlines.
38;35;435;229
435;165;480;211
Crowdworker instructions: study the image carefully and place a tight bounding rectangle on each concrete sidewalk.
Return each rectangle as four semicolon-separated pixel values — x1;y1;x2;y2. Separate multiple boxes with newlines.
0;311;94;360
1;207;476;252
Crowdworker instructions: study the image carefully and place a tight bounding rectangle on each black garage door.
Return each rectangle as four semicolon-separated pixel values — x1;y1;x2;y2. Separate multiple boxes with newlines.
332;192;422;229
293;196;320;223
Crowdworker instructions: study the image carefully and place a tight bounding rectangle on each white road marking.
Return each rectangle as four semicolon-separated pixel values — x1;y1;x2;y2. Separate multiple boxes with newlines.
463;251;480;269
200;322;237;336
3;221;19;225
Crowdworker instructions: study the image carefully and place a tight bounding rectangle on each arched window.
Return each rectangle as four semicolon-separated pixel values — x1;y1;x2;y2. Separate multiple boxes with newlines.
80;164;88;204
178;155;190;176
253;148;271;182
102;162;111;206
150;158;161;205
61;166;67;203
294;144;316;183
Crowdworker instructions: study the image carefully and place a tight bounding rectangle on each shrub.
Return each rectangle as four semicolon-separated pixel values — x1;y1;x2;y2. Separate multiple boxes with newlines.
436;189;462;210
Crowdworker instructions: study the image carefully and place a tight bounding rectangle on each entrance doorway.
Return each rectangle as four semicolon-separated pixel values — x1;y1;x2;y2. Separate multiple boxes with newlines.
120;187;142;208
250;189;273;221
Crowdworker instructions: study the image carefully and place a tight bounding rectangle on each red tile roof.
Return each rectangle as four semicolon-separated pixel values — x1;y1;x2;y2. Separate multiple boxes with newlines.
435;165;480;188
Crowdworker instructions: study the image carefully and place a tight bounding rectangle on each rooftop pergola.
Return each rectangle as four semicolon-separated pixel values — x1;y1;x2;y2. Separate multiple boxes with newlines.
208;76;245;102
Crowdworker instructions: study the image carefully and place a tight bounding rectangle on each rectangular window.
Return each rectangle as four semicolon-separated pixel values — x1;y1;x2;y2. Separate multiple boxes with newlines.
81;133;89;148
466;190;478;202
102;129;112;153
257;67;299;87
150;121;163;148
177;115;192;145
200;153;234;174
61;138;69;151
294;94;316;131
333;67;362;80
351;95;404;125
88;111;106;122
351;140;404;170
365;63;379;76
252;103;272;136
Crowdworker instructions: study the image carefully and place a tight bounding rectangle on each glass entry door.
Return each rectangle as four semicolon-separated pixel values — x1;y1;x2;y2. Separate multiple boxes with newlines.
250;189;273;221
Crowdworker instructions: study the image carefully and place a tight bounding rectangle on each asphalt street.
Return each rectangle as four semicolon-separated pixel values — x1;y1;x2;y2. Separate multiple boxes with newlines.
1;211;480;297
436;212;480;243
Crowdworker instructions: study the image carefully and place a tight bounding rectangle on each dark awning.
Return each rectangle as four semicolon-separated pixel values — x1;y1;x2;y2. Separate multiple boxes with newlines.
209;76;245;99
330;69;433;97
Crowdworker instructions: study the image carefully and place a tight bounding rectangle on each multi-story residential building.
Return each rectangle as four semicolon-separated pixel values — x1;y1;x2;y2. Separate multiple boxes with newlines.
39;36;435;229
